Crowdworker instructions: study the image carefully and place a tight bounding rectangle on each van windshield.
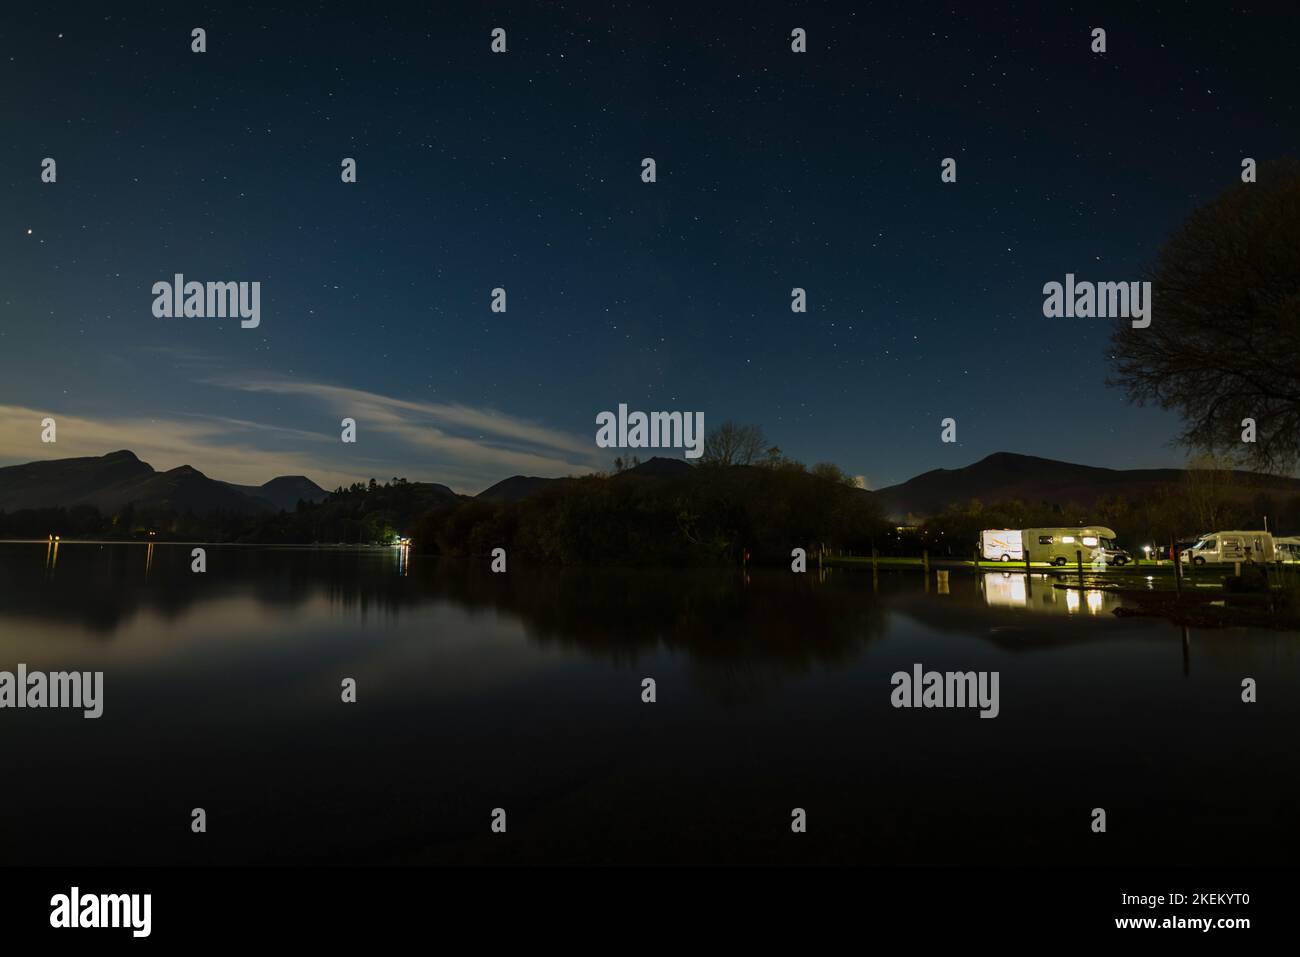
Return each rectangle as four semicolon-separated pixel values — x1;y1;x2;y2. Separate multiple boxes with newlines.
1199;539;1216;550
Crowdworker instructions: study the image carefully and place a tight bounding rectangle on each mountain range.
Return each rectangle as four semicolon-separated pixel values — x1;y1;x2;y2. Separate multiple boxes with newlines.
2;449;1297;519
871;451;1300;519
0;450;329;515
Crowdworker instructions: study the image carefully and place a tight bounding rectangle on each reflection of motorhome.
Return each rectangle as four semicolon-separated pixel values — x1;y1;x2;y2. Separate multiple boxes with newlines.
983;571;1028;606
1276;536;1300;563
980;528;1023;561
1020;527;1123;566
1180;531;1275;564
982;572;1118;615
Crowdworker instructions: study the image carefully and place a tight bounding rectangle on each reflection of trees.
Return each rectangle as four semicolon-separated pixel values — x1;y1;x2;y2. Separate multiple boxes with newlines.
0;544;341;635
0;546;889;698
439;566;889;702
382;563;889;702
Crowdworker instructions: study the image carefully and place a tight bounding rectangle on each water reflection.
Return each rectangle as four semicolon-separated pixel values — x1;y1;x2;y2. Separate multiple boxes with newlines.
0;543;1240;651
982;571;1124;616
1;542;1296;868
0;543;892;694
984;571;1028;607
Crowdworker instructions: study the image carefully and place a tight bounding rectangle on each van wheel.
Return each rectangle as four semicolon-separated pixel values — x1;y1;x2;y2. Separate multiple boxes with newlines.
1000;554;1011;562
1054;557;1067;567
1193;556;1206;565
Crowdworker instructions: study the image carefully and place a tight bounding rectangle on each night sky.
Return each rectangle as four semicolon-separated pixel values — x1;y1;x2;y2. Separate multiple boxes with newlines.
3;2;1296;492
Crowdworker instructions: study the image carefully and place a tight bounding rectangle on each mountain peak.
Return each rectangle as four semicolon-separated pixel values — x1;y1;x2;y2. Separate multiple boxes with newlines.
624;456;693;477
167;464;208;479
974;451;1027;465
872;453;1199;520
969;451;1057;470
477;474;558;503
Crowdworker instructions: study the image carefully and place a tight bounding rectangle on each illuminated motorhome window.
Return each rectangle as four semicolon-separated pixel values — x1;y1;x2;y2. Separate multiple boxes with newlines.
1062;535;1076;544
1081;536;1098;547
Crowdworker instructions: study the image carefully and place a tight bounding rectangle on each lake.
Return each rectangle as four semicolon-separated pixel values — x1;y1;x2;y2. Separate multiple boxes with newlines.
1;541;1295;866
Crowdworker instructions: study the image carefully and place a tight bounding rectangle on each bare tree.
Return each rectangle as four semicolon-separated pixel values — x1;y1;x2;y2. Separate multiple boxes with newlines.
702;421;768;466
1109;158;1300;474
1181;452;1238;532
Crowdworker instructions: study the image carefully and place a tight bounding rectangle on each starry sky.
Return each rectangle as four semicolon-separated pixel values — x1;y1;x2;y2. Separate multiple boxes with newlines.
2;2;1296;492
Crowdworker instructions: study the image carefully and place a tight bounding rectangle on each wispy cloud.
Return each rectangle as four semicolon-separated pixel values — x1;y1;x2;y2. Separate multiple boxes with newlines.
209;375;601;481
215;377;592;452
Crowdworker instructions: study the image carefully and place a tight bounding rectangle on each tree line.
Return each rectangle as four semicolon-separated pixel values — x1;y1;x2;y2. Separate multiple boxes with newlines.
0;477;442;544
412;448;883;566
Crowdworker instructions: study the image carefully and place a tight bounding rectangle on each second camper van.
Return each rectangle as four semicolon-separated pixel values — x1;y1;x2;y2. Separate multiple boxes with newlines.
1179;531;1275;564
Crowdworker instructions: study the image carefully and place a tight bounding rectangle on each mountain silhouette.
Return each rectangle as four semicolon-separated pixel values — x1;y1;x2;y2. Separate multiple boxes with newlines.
6;448;1297;521
871;451;1300;519
0;451;327;515
223;475;331;511
476;456;694;503
476;474;557;504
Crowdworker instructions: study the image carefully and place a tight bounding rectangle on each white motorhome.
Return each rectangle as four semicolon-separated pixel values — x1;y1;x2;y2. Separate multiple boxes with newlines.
1180;531;1275;564
1020;526;1127;566
980;528;1023;562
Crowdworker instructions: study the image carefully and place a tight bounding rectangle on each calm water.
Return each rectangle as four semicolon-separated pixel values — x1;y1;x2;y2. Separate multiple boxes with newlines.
1;542;1296;866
